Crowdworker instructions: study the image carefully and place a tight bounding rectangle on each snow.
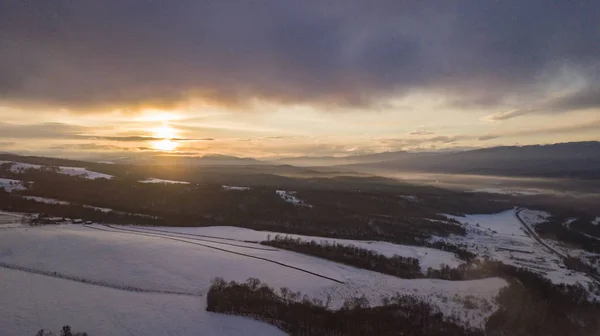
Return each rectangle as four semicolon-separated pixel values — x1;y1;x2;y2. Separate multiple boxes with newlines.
140;178;190;184
445;210;528;237
56;166;113;179
518;209;550;228
23;196;70;205
276;190;311;207
0;223;508;329
137;225;463;271
474;188;540;196
222;185;250;191
400;195;418;202
435;209;597;290
0;268;286;336
0;178;26;192
0;211;23;228
0;161;113;179
83;205;113;212
0;160;42;172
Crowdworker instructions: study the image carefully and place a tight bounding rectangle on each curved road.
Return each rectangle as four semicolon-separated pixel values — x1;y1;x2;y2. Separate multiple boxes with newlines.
515;208;600;285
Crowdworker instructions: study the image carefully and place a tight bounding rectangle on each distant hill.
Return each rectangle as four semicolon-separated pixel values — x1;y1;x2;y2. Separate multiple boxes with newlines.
333;142;600;179
272;151;429;166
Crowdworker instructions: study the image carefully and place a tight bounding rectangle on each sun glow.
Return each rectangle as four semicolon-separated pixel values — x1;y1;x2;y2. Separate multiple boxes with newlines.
151;124;179;151
152;139;178;151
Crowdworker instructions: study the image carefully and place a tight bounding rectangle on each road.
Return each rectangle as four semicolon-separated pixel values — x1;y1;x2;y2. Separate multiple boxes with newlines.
515;209;568;258
515;208;600;285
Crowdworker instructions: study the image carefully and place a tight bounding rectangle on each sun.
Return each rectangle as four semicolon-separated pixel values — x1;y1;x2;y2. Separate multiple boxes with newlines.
152;139;178;151
150;125;179;151
152;125;177;139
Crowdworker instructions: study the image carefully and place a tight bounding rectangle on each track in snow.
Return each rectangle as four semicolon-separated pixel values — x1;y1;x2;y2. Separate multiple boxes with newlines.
0;262;202;297
122;225;278;251
85;224;345;284
131;225;260;243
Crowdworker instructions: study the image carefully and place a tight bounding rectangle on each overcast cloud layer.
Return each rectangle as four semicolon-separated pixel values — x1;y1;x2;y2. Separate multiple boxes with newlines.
1;1;599;158
1;0;599;114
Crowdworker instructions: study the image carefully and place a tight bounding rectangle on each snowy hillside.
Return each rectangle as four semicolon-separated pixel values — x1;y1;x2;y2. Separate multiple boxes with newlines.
437;209;596;288
0;178;26;192
133;225;464;271
0;222;507;332
0;161;113;179
0;269;286;336
140;178;190;184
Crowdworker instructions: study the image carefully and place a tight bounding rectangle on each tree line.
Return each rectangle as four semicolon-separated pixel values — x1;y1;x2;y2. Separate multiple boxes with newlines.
207;277;480;336
261;235;504;281
207;260;600;336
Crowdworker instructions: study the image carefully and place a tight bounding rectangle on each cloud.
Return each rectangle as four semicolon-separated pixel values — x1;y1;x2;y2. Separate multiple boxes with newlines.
487;88;600;120
1;1;598;111
49;143;129;151
0;141;16;148
408;128;434;136
478;135;501;141
76;135;214;142
0;122;88;139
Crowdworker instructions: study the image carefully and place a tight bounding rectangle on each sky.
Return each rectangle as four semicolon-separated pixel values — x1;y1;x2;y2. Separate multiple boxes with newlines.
0;1;599;159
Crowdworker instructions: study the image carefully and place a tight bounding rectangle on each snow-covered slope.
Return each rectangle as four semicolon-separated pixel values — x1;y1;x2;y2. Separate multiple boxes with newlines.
0;268;285;336
135;225;463;271
56;166;113;179
0;161;112;179
0;224;507;329
22;196;69;205
222;185;250;191
437;209;596;288
140;178;190;184
0;178;26;192
276;190;311;207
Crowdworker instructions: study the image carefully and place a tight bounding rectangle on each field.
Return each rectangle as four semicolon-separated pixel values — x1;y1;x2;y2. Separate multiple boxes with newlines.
437;209;597;288
0;217;508;334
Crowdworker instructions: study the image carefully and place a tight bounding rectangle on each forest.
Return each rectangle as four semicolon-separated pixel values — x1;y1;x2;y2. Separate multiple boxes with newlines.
207;261;600;336
207;277;480;336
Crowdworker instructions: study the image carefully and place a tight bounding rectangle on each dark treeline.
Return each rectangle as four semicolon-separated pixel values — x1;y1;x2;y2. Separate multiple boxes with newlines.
207;262;600;336
261;236;507;281
536;216;600;253
0;189;161;225
35;325;88;336
207;277;480;336
485;265;600;336
262;235;423;278
0;166;475;246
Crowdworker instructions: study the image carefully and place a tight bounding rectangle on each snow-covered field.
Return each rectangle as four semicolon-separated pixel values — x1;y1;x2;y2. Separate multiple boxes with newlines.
474;188;541;196
136;225;463;271
0;161;112;180
0;223;507;332
276;190;311;207
0;211;23;227
140;178;190;184
0;269;286;336
437;209;596;288
22;196;70;205
222;185;250;191
56;166;113;180
0;178;26;192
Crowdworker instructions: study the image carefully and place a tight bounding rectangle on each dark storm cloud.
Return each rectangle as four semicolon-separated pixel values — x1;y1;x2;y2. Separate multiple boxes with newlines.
0;1;599;111
488;88;600;120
